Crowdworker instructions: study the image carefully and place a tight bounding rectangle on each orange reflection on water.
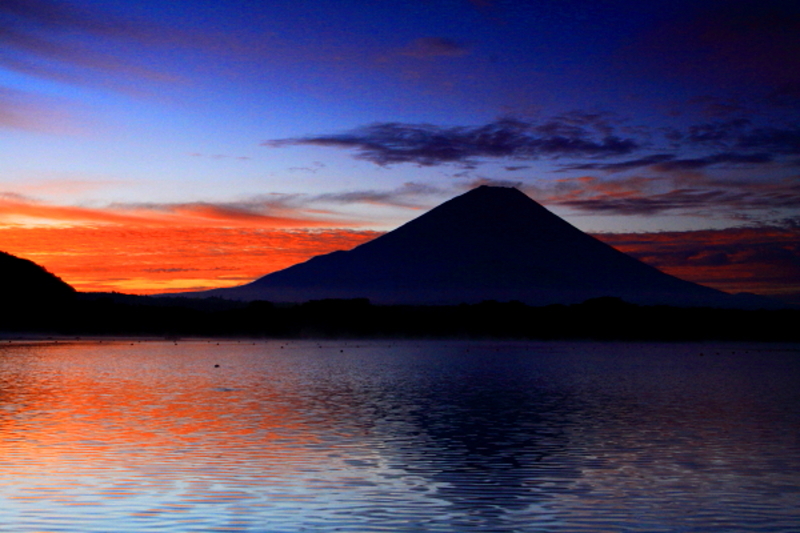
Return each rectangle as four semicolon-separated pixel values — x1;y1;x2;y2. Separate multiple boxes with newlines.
0;341;325;483
0;341;357;531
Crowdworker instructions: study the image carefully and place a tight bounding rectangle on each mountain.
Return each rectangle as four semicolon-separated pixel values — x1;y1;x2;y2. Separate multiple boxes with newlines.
180;186;757;307
0;250;75;302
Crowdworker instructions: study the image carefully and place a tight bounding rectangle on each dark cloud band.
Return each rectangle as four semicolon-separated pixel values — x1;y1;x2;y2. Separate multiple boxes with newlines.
264;118;639;166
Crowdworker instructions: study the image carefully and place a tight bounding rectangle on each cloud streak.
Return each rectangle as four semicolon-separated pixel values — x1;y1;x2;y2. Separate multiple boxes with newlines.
0;86;78;132
398;37;470;59
0;225;380;294
313;182;444;208
596;226;800;303
262;109;799;226
566;152;778;173
0;0;176;87
532;174;800;217
0;194;364;229
0;183;451;230
265;111;800;176
265;117;639;167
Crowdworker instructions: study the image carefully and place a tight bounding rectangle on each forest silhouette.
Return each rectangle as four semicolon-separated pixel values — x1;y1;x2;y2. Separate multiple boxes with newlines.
2;291;798;341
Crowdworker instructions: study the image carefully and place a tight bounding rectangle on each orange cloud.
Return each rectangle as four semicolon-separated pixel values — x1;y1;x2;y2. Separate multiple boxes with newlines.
1;197;796;305
0;226;381;293
0;195;357;228
595;227;800;303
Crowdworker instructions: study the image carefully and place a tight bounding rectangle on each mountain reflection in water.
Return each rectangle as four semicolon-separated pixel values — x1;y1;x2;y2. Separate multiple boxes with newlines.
0;340;798;532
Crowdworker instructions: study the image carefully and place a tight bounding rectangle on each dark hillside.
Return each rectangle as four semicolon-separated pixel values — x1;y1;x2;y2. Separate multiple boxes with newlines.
0;250;75;302
0;250;76;331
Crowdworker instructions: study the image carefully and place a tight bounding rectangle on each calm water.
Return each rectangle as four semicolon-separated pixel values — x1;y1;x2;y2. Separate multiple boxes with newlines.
0;339;798;532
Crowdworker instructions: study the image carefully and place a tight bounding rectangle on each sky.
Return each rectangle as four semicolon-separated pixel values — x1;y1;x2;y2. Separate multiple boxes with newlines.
1;0;799;302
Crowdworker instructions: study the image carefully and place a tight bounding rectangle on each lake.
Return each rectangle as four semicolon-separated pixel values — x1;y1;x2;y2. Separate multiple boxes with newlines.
0;339;798;532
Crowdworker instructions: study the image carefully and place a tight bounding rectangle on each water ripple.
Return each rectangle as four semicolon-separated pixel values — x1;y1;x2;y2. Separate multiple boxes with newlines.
0;340;798;531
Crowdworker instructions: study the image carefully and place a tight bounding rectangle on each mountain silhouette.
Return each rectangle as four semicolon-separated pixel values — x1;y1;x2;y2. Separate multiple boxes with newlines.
0;250;75;302
183;186;749;307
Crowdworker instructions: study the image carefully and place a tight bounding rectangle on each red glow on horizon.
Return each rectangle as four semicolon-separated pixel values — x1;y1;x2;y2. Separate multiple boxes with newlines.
0;223;796;304
0;226;381;294
595;227;800;302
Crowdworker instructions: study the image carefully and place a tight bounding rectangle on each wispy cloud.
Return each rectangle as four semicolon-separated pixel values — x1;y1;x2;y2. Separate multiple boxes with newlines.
313;182;444;208
0;183;452;229
596;226;800;303
0;0;195;131
683;118;752;145
563;120;800;174
267;111;800;172
264;106;799;226
189;153;252;161
564;154;677;172
463;177;524;190
534;174;800;217
288;161;325;173
265;116;638;167
398;37;470;59
652;153;774;171
669;119;800;157
570;152;775;173
0;0;177;87
0;225;380;293
0;86;78;132
0;194;364;228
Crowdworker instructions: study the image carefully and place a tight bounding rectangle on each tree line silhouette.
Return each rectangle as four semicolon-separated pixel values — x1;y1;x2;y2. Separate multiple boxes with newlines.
3;292;798;341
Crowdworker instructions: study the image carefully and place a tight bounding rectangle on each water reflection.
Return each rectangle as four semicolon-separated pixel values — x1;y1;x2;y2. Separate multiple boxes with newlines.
0;340;798;532
293;344;584;530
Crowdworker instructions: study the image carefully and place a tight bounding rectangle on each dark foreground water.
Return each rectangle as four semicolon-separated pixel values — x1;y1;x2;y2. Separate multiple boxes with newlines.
0;340;798;532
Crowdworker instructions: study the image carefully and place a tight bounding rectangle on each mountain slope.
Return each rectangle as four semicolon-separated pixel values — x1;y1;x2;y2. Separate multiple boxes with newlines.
0;251;75;302
185;186;741;307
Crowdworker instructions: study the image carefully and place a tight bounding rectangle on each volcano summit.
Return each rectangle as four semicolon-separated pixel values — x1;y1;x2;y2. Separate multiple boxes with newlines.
186;186;743;307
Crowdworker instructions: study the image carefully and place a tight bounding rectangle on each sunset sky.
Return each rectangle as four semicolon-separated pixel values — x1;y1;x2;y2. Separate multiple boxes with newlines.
1;0;798;302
